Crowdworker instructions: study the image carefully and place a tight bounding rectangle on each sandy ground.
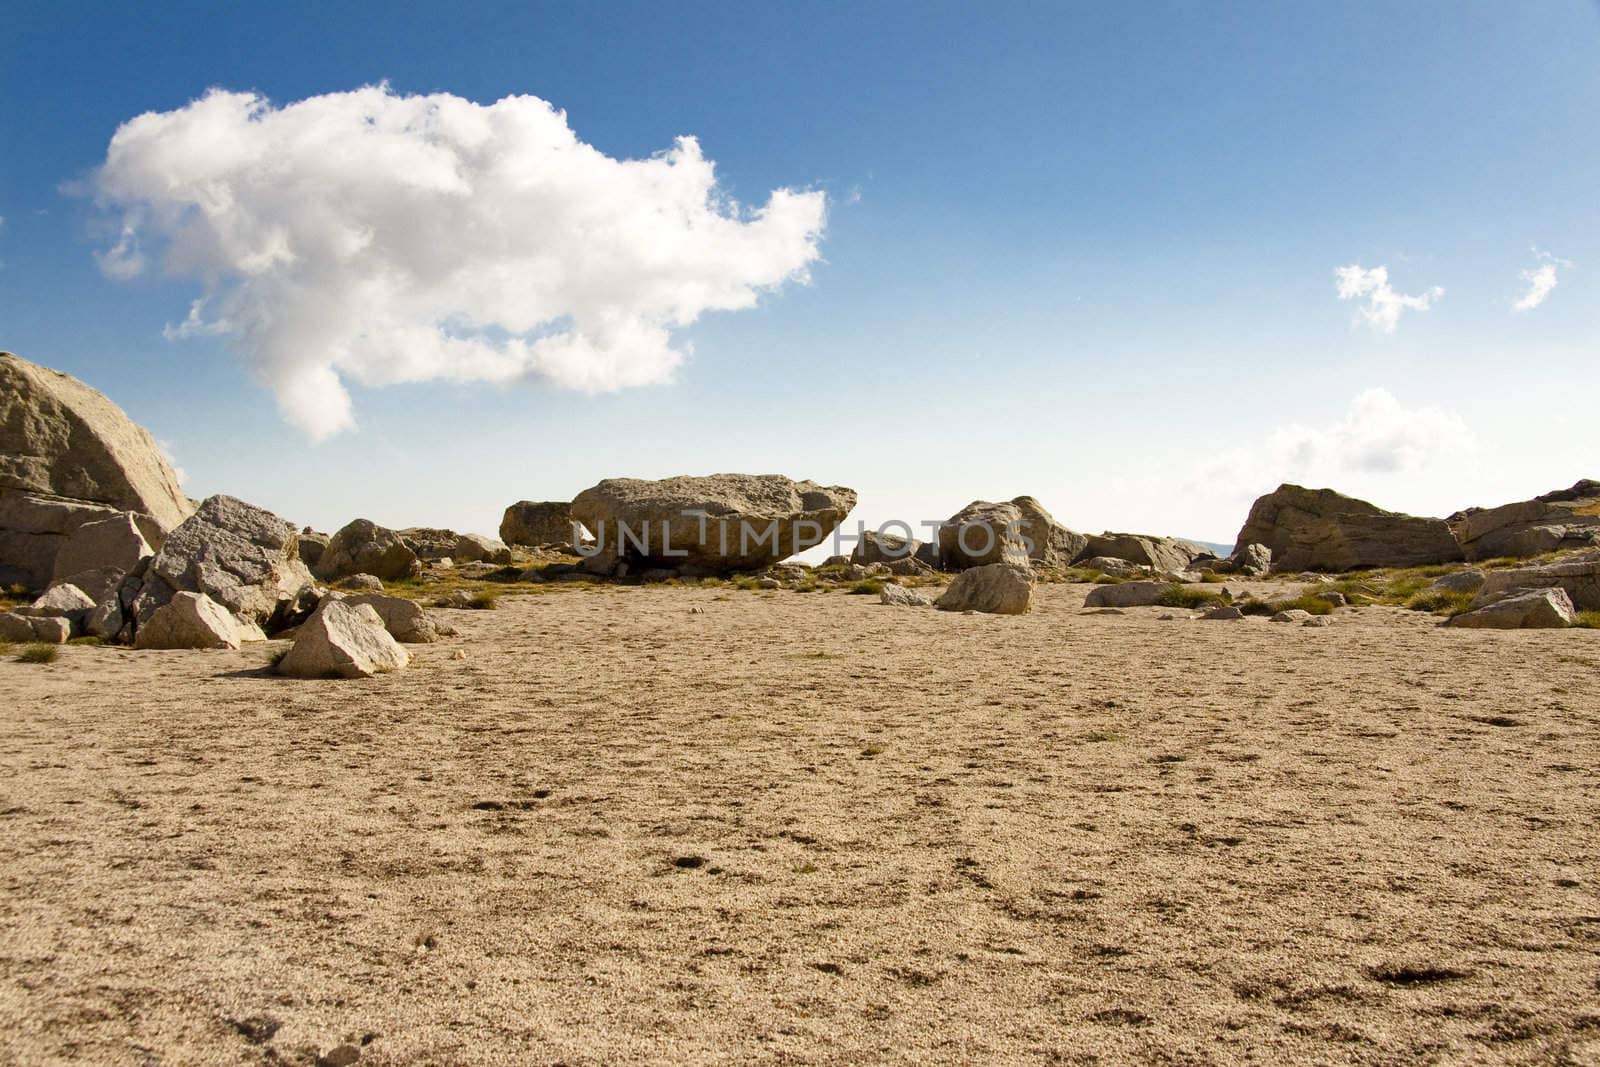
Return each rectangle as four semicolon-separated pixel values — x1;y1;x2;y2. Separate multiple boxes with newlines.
2;582;1598;1066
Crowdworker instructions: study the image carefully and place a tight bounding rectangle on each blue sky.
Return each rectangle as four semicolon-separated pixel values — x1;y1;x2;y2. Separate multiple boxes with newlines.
3;2;1597;546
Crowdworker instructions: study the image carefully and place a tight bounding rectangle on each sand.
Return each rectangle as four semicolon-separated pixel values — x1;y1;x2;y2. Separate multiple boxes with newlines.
2;583;1598;1065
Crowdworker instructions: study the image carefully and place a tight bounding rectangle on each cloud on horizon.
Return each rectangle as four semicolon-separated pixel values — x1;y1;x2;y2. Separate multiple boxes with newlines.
1334;264;1443;333
92;85;827;439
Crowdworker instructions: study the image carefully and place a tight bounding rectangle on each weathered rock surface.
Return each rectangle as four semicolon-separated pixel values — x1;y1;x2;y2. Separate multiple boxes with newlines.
1474;552;1600;611
49;512;151;586
500;501;577;547
1077;556;1146;578
935;563;1034;614
571;474;856;576
1449;480;1600;561
0;612;71;643
399;528;513;565
1235;484;1463;572
316;520;421;582
938;501;1030;571
1229;543;1272;577
1272;609;1313;624
851;529;922;566
879;584;935;608
1009;496;1089;569
1428;569;1487;595
1078;532;1205;574
133;495;315;631
134;591;262;649
297;529;330;570
277;600;411;679
19;584;95;629
1083;581;1174;608
1449;587;1576;629
1202;605;1245;621
340;593;440;643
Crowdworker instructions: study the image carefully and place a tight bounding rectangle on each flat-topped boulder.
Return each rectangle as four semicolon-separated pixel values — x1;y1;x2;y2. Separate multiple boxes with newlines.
1234;484;1463;572
851;529;922;566
1449;479;1600;561
500;501;576;547
1474;551;1600;611
571;474;856;576
1449;587;1576;629
1077;532;1206;574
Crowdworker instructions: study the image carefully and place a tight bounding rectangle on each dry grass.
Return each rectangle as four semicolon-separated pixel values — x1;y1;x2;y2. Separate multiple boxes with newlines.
13;643;58;664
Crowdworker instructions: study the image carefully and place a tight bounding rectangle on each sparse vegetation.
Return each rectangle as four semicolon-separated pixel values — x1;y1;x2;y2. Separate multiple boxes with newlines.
850;580;885;595
732;576;762;591
467;590;499;610
1198;571;1227;584
67;636;102;646
1404;589;1476;616
268;647;290;669
1574;611;1600;630
1154;586;1226;610
16;643;59;664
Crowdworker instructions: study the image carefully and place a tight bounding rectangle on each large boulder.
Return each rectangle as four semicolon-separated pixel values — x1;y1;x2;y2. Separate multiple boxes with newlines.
277;599;411;679
47;512;152;604
1083;581;1175;608
570;474;856;576
339;593;440;643
1227;543;1272;577
937;501;1030;571
1474;551;1600;611
316;519;421;582
297;528;330;570
500;501;576;547
134;591;263;649
935;563;1034;614
1076;532;1205;574
851;529;922;566
1009;496;1089;568
18;583;95;630
879;584;935;608
1448;480;1600;561
132;495;315;632
0;612;71;643
1234;484;1463;573
399;528;512;565
0;352;194;588
1448;587;1576;630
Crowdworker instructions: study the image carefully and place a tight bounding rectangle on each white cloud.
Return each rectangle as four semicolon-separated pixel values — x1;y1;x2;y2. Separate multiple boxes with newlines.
92;85;827;439
1334;264;1443;333
1512;250;1570;312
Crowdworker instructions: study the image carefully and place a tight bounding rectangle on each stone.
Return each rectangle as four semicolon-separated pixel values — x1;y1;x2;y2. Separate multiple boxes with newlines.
1272;609;1313;623
1077;556;1145;578
1428;569;1487;595
913;541;940;569
1229;542;1272;577
1202;605;1245;620
1473;552;1600;612
19;583;94;629
1235;484;1463;572
500;500;577;547
570;474;856;576
1;492;152;592
1076;532;1206;574
132;495;315;632
1083;581;1174;608
1449;480;1600;561
316;519;421;582
340;593;440;643
1303;616;1335;627
757;577;782;590
49;512;152;584
935;563;1034;614
297;529;330;570
1449;587;1576;629
337;574;386;592
135;591;261;650
277;599;411;679
851;529;922;566
50;566;125;604
1009;496;1088;568
819;555;851;568
937;501;1030;571
1311;591;1347;607
885;556;935;577
0;612;71;643
879;584;935;607
399;528;513;565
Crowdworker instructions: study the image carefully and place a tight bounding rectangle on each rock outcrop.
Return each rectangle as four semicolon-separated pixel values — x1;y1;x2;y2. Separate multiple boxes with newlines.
570;474;856;577
0;352;194;589
500;501;576;547
297;529;330;570
1234;484;1463;572
134;591;263;649
339;593;440;643
1077;532;1205;574
935;563;1034;614
399;528;514;565
131;495;315;633
1083;581;1174;608
879;584;935;607
1448;587;1577;629
277;600;411;679
937;501;1030;571
1474;551;1600;611
49;512;151;588
316;520;421;582
1448;480;1600;561
0;612;71;643
1009;496;1088;569
851;529;922;566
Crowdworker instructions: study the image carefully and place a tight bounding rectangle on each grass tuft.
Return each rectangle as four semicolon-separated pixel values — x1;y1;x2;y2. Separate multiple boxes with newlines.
1574;611;1600;630
1153;586;1225;610
16;643;59;664
1404;589;1476;616
467;590;499;610
850;580;885;595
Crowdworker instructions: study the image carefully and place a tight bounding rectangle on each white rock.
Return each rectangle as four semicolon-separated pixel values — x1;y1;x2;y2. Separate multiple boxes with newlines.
135;591;258;649
935;563;1034;615
879;584;934;607
277;600;411;679
1448;587;1576;629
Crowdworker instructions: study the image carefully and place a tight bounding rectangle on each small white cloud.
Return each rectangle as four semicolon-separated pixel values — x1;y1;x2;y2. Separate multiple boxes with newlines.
1334;264;1443;333
1512;250;1570;312
92;84;827;440
155;439;189;487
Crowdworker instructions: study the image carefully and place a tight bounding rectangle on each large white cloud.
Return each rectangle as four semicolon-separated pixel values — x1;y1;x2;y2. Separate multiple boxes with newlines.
93;85;827;438
1334;264;1443;333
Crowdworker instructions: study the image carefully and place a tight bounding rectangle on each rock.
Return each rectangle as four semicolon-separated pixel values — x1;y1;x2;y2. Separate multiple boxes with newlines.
1428;569;1487;595
0;612;71;643
1448;587;1576;629
297;528;330;570
1009;496;1089;568
336;573;385;592
570;474;856;576
913;541;940;569
132;495;315;632
935;563;1034;614
1082;607;1127;616
437;590;477;608
49;512;152;586
1077;556;1146;578
757;577;782;590
50;566;125;604
1272;609;1313;623
1235;484;1463;572
879;584;935;607
1449;480;1600;561
851;529;922;566
937;501;1030;571
277;599;411;678
19;583;95;630
340;593;440;643
1228;542;1272;577
1076;532;1205;574
500;500;577;547
1311;591;1347;607
316;519;421;582
1082;581;1174;608
135;591;261;649
399;528;513;565
885;556;935;577
1202;605;1245;620
1303;616;1335;627
1474;552;1600;611
819;554;851;568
